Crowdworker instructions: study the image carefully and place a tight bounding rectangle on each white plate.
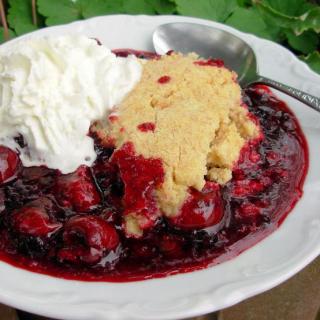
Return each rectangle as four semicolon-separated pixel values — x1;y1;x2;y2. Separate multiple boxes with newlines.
0;15;319;320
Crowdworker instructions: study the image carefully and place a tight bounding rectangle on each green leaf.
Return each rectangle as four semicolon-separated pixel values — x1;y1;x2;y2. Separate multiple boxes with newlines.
122;0;156;14
254;1;320;35
150;0;176;14
82;0;124;18
237;0;252;7
300;2;319;14
301;51;320;74
285;30;319;54
0;27;16;43
37;0;83;26
262;0;305;16
176;0;238;22
8;0;38;35
226;7;274;40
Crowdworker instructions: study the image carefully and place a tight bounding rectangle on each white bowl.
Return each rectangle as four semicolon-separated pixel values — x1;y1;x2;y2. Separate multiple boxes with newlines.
0;15;319;320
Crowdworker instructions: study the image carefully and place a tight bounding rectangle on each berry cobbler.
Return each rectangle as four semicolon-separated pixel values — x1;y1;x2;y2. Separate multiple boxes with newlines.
0;36;308;281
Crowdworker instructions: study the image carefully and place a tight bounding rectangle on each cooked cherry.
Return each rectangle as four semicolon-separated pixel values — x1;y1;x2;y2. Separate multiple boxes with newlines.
57;245;102;265
0;52;308;282
0;146;20;184
58;215;119;265
63;215;119;251
11;199;62;237
171;182;223;230
54;165;101;212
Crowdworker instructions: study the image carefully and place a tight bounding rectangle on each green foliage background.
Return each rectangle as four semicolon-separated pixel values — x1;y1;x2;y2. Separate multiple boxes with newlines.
1;0;320;74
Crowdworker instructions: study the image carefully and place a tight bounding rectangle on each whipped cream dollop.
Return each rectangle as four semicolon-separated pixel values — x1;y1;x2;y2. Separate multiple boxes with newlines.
0;35;142;173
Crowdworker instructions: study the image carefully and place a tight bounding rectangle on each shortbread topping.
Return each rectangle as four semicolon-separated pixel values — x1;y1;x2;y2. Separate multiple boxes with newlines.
98;53;259;236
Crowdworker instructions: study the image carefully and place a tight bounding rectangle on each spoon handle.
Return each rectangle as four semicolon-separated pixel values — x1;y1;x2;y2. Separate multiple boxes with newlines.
254;75;320;113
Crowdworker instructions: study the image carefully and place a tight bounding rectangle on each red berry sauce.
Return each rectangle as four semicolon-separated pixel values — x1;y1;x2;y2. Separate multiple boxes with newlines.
111;142;164;233
111;49;160;60
194;59;225;67
0;52;308;282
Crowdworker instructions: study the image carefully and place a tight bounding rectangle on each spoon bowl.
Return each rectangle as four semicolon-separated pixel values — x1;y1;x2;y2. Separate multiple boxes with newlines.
153;22;320;112
153;22;257;85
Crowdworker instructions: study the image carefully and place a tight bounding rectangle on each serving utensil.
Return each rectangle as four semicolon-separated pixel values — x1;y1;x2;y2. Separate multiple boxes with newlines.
153;22;320;112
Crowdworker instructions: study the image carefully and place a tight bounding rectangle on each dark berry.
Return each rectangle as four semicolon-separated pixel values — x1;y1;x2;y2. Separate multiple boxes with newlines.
159;235;183;258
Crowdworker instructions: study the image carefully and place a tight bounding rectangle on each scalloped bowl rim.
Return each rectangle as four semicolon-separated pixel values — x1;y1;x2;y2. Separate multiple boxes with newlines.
0;14;319;320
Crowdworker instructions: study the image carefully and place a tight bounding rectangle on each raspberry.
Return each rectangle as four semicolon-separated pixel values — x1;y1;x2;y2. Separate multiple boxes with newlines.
233;169;246;181
238;203;260;218
232;179;266;197
266;151;279;162
249;150;261;163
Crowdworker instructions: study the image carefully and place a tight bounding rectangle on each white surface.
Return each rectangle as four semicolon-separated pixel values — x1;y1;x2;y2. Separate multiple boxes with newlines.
0;15;319;320
0;34;141;173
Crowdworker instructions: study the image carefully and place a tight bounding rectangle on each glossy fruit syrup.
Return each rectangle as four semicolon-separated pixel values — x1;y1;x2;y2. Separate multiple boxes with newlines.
0;61;308;282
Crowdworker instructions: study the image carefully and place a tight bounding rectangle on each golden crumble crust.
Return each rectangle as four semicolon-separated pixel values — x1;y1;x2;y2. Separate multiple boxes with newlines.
97;53;259;230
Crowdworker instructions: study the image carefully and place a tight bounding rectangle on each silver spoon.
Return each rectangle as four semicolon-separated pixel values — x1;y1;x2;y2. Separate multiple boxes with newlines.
153;22;320;113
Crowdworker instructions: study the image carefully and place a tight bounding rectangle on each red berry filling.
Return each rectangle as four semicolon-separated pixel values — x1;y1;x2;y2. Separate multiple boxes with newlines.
0;146;20;184
157;75;171;84
137;122;156;132
11;198;62;237
111;49;160;60
108;114;118;123
111;142;164;234
0;51;308;282
53;166;101;212
194;59;225;67
171;182;223;230
58;215;119;265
